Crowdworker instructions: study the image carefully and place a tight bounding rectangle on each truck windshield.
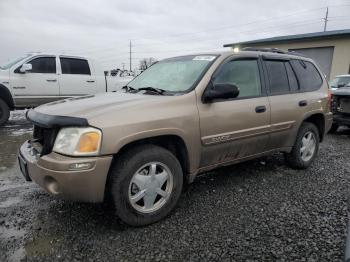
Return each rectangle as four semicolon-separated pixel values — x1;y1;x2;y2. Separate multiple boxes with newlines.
127;55;217;93
329;76;350;88
0;54;31;70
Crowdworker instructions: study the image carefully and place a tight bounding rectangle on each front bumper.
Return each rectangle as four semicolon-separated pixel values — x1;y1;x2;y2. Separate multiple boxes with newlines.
19;140;113;203
333;114;350;126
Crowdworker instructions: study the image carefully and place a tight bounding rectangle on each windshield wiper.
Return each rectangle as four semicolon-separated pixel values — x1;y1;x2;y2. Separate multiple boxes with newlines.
121;85;136;92
136;87;166;95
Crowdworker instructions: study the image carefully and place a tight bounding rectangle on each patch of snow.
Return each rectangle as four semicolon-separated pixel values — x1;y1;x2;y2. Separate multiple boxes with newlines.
9;109;27;121
10;128;33;136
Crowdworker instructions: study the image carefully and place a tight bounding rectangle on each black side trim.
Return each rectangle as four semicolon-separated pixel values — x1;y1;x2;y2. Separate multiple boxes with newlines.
27;110;89;128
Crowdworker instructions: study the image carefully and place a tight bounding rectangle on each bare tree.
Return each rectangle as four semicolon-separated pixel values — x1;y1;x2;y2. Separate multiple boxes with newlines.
139;57;157;71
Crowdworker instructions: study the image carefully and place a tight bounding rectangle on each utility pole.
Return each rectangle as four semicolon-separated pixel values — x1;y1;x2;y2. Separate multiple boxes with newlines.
122;63;125;70
323;7;329;32
129;40;132;73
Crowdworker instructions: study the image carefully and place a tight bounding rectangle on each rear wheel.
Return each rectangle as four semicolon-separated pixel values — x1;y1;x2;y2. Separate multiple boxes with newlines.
0;98;10;126
285;122;319;169
109;145;183;226
328;123;339;134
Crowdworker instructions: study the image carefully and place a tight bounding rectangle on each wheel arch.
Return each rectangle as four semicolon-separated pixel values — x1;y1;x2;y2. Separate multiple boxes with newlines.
104;134;192;199
0;84;15;110
302;113;325;142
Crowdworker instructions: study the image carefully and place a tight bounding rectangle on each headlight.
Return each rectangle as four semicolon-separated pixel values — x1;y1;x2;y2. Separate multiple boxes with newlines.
53;127;102;156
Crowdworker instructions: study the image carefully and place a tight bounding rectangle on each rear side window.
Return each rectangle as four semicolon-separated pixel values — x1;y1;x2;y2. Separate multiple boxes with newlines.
265;60;289;94
60;58;91;75
29;57;56;74
290;60;323;91
213;59;262;98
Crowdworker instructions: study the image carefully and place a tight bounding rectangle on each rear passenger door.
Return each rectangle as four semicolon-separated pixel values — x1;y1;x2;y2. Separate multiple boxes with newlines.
263;58;323;150
58;57;98;97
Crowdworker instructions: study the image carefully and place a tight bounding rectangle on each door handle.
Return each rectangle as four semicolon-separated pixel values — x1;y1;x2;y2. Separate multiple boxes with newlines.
46;79;57;82
255;105;266;113
299;100;308;107
86;80;95;83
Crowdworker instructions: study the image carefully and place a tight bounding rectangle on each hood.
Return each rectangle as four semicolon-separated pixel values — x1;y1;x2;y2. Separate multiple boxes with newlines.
34;92;174;122
0;68;10;81
332;87;350;96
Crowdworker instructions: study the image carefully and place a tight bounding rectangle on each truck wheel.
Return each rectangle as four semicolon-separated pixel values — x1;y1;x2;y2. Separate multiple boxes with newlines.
285;122;320;169
0;98;10;126
109;144;183;226
328;123;339;134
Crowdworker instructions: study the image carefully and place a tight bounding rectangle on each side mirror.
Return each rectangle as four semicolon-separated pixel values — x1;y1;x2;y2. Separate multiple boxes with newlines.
203;83;240;103
20;63;32;73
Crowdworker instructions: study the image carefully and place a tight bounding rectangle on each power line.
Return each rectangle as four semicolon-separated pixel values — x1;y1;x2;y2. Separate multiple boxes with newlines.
97;18;326;60
71;5;349;54
95;12;350;66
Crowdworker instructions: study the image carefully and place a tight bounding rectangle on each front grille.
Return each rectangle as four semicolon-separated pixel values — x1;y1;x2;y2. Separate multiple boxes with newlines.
331;98;338;113
33;125;58;155
339;98;350;114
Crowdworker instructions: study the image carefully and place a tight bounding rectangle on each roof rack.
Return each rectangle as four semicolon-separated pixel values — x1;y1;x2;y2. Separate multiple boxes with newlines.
242;47;287;54
242;47;307;57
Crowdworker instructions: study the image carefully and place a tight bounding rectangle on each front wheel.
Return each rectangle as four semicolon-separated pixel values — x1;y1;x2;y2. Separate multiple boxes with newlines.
285;122;320;169
0;98;10;126
109;145;183;226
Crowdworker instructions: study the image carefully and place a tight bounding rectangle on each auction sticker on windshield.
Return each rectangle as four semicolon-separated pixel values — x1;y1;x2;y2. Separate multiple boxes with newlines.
193;56;216;61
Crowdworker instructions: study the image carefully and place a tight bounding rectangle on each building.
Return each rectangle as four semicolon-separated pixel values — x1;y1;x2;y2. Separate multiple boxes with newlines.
223;29;350;80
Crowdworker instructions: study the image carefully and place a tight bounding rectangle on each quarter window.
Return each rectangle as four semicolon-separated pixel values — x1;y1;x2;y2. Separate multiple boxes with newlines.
28;57;56;74
213;59;262;98
60;58;91;75
265;61;289;94
290;60;323;91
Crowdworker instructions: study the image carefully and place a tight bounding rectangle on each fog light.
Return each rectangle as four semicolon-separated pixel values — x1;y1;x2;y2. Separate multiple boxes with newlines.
68;162;93;171
44;176;60;195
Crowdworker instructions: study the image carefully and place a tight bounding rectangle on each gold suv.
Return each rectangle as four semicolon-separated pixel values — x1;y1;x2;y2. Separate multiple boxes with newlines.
19;49;333;226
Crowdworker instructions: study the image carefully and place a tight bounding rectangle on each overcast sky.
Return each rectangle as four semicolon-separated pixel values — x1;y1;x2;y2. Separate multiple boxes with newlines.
0;0;349;70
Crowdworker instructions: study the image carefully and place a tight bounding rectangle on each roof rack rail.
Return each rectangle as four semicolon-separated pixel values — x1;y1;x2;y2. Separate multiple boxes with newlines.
242;47;287;54
242;47;308;58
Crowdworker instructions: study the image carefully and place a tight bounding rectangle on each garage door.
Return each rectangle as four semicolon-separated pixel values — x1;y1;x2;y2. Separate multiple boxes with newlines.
288;47;334;80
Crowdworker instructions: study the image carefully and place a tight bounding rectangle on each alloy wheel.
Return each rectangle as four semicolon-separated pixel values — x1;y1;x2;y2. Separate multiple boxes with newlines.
128;162;173;214
300;131;316;162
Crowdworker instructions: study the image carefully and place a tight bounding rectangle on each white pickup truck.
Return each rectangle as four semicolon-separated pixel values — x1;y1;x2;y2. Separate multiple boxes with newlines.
0;53;132;125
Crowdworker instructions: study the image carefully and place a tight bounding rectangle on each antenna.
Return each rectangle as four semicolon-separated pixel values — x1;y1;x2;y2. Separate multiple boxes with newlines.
323;7;329;32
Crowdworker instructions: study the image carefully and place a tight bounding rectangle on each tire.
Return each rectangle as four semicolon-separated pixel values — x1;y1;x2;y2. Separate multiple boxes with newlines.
109;144;183;226
328;123;339;134
285;122;320;169
0;98;10;126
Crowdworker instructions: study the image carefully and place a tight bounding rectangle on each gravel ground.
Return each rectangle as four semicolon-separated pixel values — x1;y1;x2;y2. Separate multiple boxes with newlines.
1;112;350;261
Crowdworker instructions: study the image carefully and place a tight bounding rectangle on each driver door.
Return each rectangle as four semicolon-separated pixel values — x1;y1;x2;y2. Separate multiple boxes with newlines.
197;57;271;168
11;56;60;107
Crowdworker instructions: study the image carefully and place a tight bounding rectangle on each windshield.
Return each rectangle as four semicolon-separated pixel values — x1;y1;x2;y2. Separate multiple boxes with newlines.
127;55;217;93
0;54;32;70
329;76;350;88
